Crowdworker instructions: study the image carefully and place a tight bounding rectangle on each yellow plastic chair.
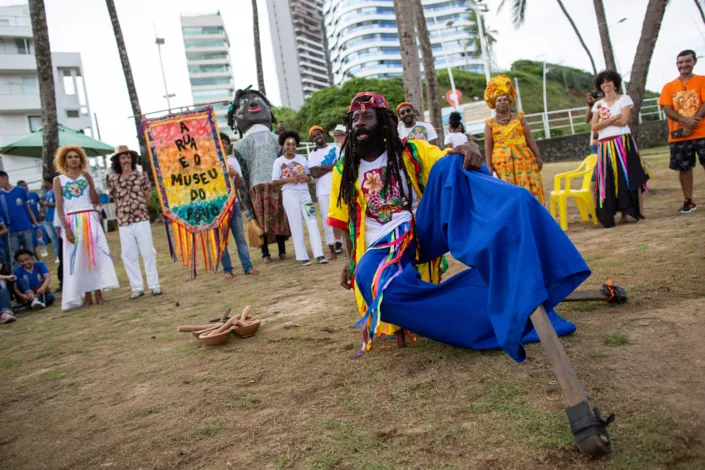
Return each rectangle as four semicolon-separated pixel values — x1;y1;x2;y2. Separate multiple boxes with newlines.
549;154;598;231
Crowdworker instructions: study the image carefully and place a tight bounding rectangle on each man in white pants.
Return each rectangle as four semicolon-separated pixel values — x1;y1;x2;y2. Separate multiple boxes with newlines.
307;125;340;260
107;145;162;299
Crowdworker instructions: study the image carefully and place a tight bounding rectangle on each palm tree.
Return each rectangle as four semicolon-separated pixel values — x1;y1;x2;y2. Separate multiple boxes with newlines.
466;10;497;62
413;0;443;143
593;0;617;71
105;0;150;178
252;0;266;94
694;0;705;25
393;0;424;112
501;0;598;74
28;0;58;179
627;0;669;134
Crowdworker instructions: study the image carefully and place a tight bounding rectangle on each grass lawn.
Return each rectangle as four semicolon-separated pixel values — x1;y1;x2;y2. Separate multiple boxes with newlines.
0;146;704;469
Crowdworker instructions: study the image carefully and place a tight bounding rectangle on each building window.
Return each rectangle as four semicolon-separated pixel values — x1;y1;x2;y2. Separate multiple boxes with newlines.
190;77;232;87
21;77;38;94
28;116;42;132
62;69;76;95
15;38;31;54
66;110;80;118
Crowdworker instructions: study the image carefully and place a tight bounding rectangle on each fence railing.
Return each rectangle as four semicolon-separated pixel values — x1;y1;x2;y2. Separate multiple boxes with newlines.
292;97;664;156
467;97;663;141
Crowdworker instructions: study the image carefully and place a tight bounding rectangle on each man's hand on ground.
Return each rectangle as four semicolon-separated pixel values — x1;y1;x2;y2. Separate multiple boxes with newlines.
452;143;483;171
340;265;352;290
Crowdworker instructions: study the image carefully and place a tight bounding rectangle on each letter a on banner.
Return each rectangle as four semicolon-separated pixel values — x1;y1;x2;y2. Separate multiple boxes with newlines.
141;105;235;276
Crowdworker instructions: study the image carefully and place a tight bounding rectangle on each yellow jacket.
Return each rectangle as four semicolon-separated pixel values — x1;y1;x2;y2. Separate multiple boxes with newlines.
327;139;449;335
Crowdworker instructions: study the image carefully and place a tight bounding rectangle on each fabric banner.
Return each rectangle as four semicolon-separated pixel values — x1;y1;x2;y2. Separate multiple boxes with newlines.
142;105;235;275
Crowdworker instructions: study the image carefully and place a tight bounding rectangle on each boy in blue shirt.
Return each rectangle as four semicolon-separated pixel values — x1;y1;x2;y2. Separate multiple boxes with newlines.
18;181;41;221
0;171;39;269
13;248;53;309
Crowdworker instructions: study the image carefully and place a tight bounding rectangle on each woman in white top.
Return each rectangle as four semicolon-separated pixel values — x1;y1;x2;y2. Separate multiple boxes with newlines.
272;131;327;267
591;70;649;228
444;111;469;149
54;145;119;309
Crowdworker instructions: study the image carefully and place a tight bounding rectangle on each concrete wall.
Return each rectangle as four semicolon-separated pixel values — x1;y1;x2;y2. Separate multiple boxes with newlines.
535;120;669;163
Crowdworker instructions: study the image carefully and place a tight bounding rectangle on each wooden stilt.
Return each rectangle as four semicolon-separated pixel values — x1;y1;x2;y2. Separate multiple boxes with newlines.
530;305;612;456
562;290;610;302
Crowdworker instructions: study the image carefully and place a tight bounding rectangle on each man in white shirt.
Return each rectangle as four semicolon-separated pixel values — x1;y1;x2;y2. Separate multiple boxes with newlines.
307;125;339;260
396;101;439;146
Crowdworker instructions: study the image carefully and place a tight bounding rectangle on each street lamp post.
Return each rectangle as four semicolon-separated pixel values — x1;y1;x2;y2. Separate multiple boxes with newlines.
155;37;176;109
543;61;550;139
431;12;459;110
470;4;492;84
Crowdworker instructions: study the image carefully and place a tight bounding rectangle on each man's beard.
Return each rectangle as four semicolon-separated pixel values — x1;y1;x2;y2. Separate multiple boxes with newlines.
354;124;384;156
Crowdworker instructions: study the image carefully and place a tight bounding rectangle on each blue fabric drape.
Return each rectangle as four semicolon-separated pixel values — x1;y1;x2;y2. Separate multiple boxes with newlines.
356;156;591;362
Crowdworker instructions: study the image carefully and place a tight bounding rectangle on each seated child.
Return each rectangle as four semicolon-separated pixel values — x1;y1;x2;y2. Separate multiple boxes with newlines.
12;249;54;309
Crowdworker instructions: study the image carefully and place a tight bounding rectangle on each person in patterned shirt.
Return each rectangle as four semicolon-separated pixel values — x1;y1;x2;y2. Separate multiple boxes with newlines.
107;145;162;299
395;101;438;147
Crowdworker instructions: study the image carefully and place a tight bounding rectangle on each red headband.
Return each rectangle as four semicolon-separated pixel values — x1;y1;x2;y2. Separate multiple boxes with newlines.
396;102;414;113
348;92;389;113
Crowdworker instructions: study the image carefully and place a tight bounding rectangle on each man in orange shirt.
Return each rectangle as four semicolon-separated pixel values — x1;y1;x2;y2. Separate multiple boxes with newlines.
659;49;705;213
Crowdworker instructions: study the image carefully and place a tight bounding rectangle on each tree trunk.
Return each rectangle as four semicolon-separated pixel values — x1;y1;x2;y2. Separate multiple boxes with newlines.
252;0;266;95
694;0;705;25
105;0;151;180
28;0;58;179
593;0;617;71
627;0;669;137
413;0;443;143
556;0;597;74
393;0;424;112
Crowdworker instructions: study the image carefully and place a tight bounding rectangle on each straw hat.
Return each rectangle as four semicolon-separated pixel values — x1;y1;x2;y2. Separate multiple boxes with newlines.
111;145;139;163
329;124;347;137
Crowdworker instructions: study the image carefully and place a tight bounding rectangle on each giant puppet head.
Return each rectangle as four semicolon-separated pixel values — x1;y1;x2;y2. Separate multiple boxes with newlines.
226;86;277;136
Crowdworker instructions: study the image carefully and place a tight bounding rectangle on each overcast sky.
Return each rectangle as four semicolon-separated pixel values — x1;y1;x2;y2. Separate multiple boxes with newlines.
3;0;705;150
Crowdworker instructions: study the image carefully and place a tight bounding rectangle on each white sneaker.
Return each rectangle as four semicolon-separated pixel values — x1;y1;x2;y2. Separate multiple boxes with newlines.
54;258;60;264
151;288;162;296
130;291;145;300
31;298;46;310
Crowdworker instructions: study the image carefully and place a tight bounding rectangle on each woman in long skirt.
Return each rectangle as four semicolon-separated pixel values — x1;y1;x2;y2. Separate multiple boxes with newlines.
54;145;119;309
591;70;648;227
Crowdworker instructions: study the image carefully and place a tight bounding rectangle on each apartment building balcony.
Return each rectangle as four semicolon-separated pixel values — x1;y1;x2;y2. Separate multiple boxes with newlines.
184;45;228;55
0;53;36;72
0;92;40;112
0;14;31;38
187;70;232;80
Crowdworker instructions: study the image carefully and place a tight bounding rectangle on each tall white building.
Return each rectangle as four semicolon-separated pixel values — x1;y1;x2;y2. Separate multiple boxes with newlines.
266;0;332;110
0;4;94;188
324;0;485;84
180;12;235;136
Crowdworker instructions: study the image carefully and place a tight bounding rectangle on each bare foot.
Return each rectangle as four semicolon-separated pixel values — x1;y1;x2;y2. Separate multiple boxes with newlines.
395;329;407;348
247;268;259;275
224;272;233;280
83;294;93;307
95;291;106;305
279;254;288;261
263;257;273;264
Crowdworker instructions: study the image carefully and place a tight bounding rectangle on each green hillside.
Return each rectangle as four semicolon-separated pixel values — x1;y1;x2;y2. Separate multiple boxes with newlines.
273;60;657;136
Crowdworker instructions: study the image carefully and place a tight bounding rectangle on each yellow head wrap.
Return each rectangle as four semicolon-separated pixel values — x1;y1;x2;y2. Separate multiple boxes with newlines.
484;75;516;109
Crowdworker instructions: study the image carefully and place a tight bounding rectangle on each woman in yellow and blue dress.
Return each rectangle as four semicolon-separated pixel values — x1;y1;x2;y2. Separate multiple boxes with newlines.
484;75;545;204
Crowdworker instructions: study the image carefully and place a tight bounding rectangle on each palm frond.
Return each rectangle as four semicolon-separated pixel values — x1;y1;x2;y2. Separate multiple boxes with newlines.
499;0;528;27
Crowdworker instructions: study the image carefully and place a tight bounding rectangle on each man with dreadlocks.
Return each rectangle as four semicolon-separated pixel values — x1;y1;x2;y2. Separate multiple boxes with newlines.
327;93;614;458
227;86;290;262
328;91;591;359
